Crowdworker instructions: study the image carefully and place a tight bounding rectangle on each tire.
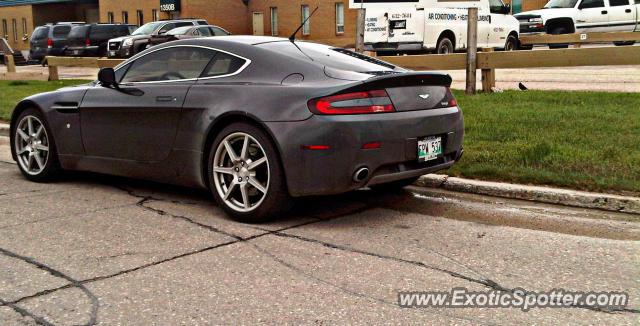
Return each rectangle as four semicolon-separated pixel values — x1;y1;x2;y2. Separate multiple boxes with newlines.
370;176;420;192
11;108;60;182
207;122;291;223
436;37;454;54
505;35;518;51
614;41;635;46
548;26;569;49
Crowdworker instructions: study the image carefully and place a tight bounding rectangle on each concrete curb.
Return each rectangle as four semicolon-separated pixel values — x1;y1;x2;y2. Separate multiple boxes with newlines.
0;123;8;137
416;174;640;215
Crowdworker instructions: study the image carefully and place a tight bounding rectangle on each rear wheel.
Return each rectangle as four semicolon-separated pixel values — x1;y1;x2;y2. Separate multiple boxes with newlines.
370;176;420;192
12;109;60;182
548;27;569;49
207;122;291;223
436;37;454;54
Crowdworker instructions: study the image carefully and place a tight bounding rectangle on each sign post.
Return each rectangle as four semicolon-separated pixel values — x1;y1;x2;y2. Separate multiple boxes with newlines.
356;8;365;53
465;7;478;95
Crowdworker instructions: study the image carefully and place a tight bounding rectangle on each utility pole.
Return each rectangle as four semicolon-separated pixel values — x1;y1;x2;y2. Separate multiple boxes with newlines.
355;6;365;53
465;7;478;95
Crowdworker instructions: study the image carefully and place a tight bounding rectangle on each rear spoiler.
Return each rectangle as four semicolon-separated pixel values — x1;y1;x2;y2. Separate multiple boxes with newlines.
344;72;452;93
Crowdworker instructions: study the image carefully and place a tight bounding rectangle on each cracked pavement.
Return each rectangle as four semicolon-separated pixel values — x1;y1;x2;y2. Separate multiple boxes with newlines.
0;138;638;324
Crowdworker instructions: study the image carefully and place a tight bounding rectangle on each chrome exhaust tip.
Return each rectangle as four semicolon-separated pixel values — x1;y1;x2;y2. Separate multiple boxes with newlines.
353;167;370;182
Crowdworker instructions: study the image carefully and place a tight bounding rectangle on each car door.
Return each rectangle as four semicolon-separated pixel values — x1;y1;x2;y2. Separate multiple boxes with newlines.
576;0;610;31
486;0;512;47
79;46;216;162
607;0;637;31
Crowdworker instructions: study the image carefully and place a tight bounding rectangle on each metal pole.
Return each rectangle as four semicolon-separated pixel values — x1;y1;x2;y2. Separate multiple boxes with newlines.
465;7;478;95
356;8;366;53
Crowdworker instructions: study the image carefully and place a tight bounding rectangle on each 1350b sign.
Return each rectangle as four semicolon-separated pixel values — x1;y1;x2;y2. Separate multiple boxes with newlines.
160;0;180;12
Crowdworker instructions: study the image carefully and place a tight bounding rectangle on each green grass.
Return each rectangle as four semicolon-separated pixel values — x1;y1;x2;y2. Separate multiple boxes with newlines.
0;80;89;121
0;81;638;193
451;90;640;194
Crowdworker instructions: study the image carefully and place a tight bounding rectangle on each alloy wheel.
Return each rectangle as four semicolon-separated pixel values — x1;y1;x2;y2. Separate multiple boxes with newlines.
212;132;270;213
14;115;49;176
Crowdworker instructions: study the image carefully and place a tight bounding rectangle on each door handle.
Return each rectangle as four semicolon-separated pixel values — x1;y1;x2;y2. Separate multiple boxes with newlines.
601;10;608;14
625;8;632;13
156;96;177;102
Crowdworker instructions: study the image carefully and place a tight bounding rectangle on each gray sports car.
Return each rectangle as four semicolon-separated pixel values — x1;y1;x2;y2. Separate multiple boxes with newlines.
9;36;464;222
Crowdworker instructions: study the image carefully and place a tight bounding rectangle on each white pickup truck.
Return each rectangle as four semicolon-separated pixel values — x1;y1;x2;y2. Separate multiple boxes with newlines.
514;0;639;46
361;0;520;53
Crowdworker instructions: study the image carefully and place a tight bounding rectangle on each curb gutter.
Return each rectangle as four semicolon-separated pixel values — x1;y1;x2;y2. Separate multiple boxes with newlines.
416;174;640;215
0;123;8;137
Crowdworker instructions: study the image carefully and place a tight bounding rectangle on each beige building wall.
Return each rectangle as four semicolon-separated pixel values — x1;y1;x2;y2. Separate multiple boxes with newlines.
0;5;34;51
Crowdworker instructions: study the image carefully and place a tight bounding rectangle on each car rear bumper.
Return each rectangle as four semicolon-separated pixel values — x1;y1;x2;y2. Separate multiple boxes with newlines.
266;106;464;197
364;42;424;52
64;46;100;56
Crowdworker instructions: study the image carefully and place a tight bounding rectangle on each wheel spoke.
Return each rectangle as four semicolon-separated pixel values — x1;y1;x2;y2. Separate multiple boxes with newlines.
240;183;250;209
223;140;239;162
27;155;34;170
35;125;44;138
27;117;34;136
240;135;249;161
33;143;48;152
17;129;29;141
248;157;266;170
34;154;44;170
223;179;238;200
248;178;266;194
214;166;234;175
16;147;28;155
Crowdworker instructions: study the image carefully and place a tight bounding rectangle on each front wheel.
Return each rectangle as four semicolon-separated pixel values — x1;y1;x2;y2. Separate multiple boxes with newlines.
548;27;570;49
436;37;454;54
207;122;291;223
11;108;60;182
505;35;518;51
614;41;635;46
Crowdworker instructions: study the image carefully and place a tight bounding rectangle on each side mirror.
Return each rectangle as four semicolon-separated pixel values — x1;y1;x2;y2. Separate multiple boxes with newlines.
503;4;511;14
98;67;117;86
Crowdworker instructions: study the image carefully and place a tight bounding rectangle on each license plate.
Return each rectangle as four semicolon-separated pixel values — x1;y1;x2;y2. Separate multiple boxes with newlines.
418;136;442;162
73;50;79;55
109;51;116;56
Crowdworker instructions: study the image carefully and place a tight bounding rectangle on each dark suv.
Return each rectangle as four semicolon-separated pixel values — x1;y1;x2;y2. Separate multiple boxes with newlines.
29;22;84;62
64;24;137;57
107;18;208;58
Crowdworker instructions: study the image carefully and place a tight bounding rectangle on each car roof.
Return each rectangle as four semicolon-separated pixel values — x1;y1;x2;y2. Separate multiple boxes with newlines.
203;35;289;45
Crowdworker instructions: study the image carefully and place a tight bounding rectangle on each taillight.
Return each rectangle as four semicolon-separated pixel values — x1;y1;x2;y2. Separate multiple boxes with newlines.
442;87;458;108
308;90;395;115
85;38;91;46
47;38;53;48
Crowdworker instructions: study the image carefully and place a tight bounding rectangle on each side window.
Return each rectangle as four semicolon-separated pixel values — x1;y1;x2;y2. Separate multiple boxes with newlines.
580;0;605;8
197;27;212;36
158;23;175;34
211;27;229;36
121;47;215;83
609;0;630;5
52;25;71;38
201;52;247;78
488;0;507;13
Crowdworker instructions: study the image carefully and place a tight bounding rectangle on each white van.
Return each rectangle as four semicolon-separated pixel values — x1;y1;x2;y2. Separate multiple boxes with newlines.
350;0;521;53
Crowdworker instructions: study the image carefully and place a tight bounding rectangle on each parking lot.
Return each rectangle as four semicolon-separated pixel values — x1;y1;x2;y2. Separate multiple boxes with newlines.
0;136;638;325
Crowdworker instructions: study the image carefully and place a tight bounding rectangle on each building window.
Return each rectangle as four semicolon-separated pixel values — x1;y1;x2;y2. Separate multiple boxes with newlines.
301;5;310;35
335;3;345;34
122;11;129;24
270;7;278;36
12;19;17;42
107;12;114;23
21;18;27;40
152;9;159;21
2;19;7;39
136;10;144;26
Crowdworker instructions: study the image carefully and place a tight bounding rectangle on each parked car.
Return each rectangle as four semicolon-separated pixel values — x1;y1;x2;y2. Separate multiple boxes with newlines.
29;22;84;62
148;25;230;47
64;24;137;57
107;18;208;58
515;0;639;48
9;36;464;223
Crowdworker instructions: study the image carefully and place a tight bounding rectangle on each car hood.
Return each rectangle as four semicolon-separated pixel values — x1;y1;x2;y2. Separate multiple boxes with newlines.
109;34;149;43
515;8;576;20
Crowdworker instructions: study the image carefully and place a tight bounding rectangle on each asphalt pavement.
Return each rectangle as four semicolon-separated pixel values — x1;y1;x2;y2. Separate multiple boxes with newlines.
0;136;639;325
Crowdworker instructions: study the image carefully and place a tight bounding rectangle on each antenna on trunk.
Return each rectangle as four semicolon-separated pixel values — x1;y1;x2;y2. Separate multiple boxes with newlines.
289;6;319;42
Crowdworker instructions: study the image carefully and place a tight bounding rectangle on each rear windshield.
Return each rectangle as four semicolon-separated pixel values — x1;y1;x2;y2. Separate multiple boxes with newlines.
32;26;49;39
257;41;401;74
68;25;89;39
52;25;72;38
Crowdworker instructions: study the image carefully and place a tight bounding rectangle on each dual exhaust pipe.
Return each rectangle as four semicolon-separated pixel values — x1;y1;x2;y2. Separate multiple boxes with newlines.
353;167;370;182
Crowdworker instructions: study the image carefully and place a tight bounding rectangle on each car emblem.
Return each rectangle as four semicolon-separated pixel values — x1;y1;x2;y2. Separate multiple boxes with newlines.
418;94;430;99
